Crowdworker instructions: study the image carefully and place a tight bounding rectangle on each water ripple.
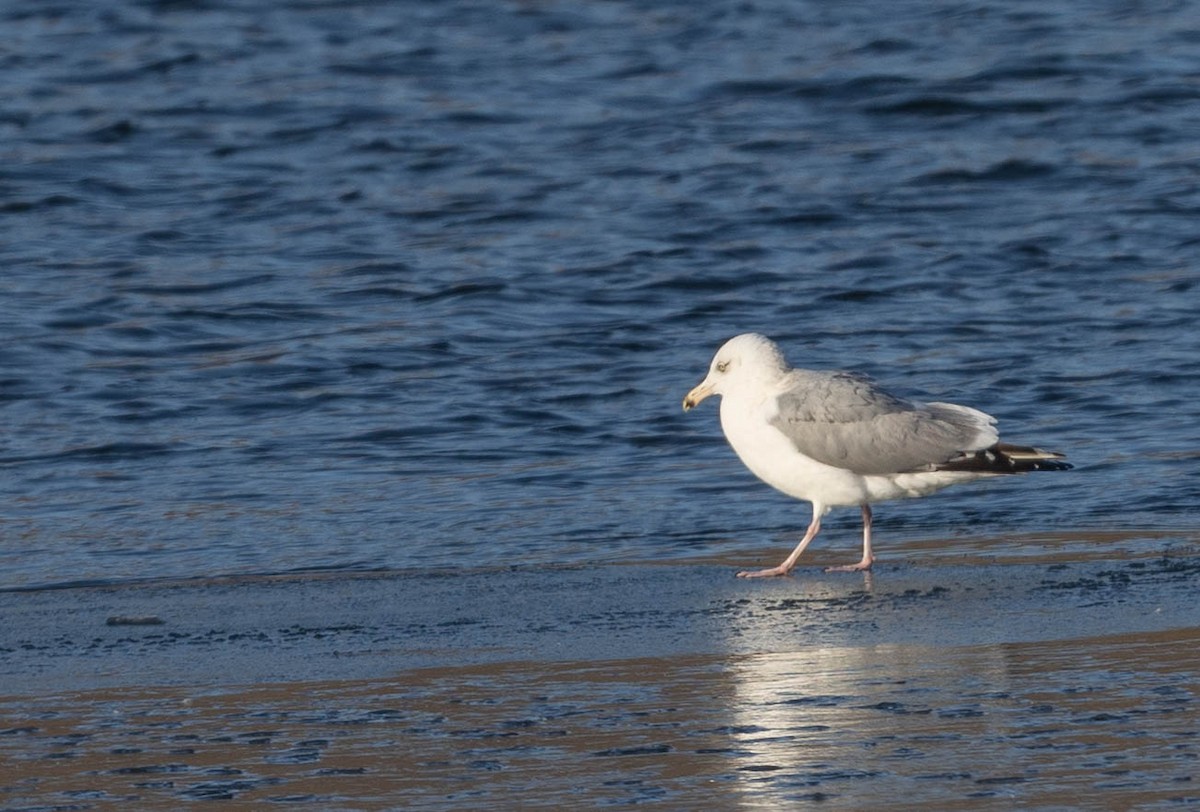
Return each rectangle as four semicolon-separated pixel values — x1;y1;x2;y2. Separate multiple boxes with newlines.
0;0;1197;588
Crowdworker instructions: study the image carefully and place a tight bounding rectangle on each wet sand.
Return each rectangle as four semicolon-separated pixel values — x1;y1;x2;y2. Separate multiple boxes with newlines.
2;530;1198;809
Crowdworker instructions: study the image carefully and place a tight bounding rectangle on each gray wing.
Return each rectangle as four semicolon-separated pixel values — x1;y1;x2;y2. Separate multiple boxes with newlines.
770;370;998;475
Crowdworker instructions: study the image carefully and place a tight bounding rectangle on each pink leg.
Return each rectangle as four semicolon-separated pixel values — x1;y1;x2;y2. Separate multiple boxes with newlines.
824;504;875;573
737;509;822;578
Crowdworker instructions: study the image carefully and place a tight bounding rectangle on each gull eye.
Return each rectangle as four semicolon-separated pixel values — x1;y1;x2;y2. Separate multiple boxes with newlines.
716;360;729;373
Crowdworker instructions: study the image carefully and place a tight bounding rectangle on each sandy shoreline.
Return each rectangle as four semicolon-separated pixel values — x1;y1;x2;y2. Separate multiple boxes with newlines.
2;532;1198;808
2;531;1196;694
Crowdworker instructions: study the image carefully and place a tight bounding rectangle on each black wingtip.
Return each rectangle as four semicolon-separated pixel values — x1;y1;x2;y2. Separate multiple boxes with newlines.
937;443;1072;474
1031;458;1074;472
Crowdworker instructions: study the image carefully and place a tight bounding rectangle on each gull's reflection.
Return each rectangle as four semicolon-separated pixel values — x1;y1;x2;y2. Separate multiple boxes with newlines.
718;626;1016;807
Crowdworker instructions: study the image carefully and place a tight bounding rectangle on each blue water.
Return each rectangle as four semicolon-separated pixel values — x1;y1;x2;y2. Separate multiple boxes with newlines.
1;0;1197;590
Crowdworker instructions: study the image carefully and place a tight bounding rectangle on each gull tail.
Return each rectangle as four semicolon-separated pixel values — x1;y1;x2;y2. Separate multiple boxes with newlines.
937;443;1073;474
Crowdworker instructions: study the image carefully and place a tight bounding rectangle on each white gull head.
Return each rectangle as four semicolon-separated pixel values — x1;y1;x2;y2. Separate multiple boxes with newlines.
682;333;788;411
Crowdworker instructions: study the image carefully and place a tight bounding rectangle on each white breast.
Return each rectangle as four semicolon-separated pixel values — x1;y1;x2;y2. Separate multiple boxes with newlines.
719;392;868;508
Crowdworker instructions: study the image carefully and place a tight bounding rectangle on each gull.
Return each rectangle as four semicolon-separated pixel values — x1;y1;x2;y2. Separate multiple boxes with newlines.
682;333;1071;578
